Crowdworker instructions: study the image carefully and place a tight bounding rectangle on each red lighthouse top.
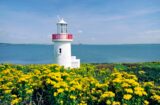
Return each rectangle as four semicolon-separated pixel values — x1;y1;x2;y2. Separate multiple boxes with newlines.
52;18;73;42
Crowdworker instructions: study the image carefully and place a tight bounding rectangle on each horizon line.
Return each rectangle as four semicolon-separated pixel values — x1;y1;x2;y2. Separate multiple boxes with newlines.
0;42;160;46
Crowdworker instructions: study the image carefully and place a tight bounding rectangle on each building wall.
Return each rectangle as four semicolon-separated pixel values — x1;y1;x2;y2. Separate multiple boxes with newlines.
54;41;71;68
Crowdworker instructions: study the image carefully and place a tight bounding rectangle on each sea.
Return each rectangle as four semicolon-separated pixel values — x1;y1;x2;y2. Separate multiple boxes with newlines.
0;43;160;64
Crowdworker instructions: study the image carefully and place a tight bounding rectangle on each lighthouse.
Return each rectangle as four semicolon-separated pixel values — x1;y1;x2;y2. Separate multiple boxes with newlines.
52;18;80;68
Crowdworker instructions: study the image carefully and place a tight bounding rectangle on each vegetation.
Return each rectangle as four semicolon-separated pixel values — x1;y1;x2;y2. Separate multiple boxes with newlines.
0;62;160;105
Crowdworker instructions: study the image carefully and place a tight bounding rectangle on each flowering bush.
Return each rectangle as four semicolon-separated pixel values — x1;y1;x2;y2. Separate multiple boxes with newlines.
0;63;160;105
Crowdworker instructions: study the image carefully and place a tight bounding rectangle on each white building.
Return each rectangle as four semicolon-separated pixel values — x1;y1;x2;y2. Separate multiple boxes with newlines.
52;18;80;68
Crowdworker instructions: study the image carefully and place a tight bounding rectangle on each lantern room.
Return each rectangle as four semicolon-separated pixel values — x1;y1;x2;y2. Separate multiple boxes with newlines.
57;18;67;34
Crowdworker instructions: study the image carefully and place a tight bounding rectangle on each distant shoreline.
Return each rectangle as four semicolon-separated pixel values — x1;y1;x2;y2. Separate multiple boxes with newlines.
0;42;160;46
1;61;160;65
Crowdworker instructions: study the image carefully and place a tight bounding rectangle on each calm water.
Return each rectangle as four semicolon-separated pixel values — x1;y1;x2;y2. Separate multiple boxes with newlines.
0;44;160;64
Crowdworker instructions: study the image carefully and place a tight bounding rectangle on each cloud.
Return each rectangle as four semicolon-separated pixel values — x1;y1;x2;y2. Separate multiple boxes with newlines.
132;29;160;44
0;0;160;44
0;10;57;44
77;30;83;34
98;8;160;22
145;29;160;35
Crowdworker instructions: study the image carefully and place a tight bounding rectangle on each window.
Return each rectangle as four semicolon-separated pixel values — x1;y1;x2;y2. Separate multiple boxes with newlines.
60;24;67;33
59;48;62;54
60;24;63;33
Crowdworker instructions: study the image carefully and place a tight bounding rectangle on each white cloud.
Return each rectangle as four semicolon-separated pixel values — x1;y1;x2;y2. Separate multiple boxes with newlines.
145;29;160;35
133;29;160;44
0;6;160;44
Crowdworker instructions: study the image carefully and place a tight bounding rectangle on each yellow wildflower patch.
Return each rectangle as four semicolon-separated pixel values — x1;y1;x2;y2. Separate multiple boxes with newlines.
123;94;132;100
0;63;159;104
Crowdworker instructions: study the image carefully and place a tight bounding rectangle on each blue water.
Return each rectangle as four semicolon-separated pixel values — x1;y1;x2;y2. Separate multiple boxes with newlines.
0;44;160;64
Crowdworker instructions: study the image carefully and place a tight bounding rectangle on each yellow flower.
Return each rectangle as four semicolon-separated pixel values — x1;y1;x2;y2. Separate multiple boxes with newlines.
26;89;33;94
65;87;68;91
6;82;12;86
144;100;149;105
55;66;61;71
11;95;17;98
96;83;108;88
124;88;133;94
75;84;82;90
46;78;52;84
134;91;143;96
56;77;63;82
112;101;121;105
106;100;111;105
124;79;139;86
18;77;27;82
57;88;64;93
34;69;41;75
54;92;58;97
70;87;75;91
134;87;147;96
11;98;21;105
51;81;56;85
123;94;132;100
151;95;160;103
60;82;68;88
4;89;11;94
70;95;76;100
134;87;144;91
54;83;60;88
112;79;122;83
143;81;154;87
101;91;115;99
128;74;138;81
79;101;87;105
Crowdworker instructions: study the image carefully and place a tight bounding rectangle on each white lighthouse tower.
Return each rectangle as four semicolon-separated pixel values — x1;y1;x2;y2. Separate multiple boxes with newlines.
52;18;80;68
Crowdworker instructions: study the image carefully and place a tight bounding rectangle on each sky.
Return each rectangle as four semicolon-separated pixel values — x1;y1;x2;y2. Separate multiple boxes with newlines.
0;0;160;44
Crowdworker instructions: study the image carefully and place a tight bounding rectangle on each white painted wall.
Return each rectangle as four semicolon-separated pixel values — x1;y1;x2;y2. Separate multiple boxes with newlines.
71;56;80;68
54;41;71;68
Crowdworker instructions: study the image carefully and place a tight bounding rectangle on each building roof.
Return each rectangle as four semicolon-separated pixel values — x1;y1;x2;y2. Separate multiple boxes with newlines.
58;18;67;24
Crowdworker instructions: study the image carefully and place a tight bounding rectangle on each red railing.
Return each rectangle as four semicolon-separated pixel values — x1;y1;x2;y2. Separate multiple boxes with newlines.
52;34;73;40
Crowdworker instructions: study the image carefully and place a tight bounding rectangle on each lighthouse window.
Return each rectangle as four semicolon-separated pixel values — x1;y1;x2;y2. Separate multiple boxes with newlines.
59;48;62;54
60;24;63;33
60;24;67;33
64;24;67;33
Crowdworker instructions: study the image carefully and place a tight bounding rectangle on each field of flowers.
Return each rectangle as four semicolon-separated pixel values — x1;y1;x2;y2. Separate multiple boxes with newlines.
0;62;160;105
